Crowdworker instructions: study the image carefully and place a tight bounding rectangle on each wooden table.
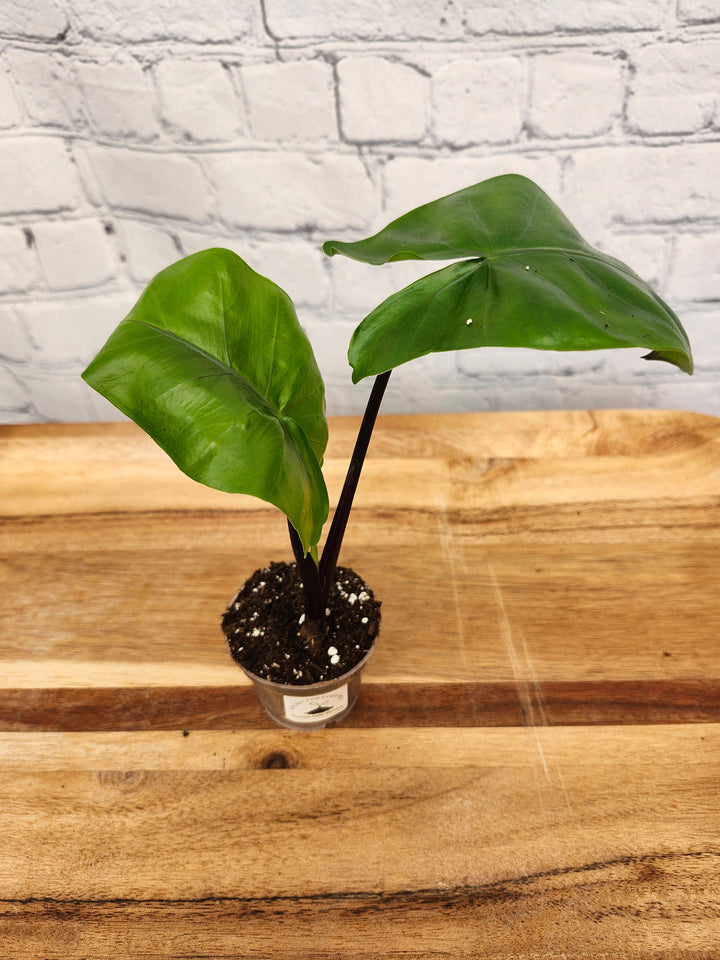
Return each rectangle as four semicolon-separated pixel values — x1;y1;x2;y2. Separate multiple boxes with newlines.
1;410;719;958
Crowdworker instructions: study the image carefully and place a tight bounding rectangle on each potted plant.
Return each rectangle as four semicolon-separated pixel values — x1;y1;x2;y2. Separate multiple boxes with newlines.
82;174;693;729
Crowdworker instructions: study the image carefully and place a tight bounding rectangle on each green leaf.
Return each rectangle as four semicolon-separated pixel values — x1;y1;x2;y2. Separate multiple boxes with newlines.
82;248;328;552
323;175;693;382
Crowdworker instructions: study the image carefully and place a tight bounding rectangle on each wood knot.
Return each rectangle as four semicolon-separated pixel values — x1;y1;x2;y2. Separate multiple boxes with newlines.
260;751;297;769
98;770;151;792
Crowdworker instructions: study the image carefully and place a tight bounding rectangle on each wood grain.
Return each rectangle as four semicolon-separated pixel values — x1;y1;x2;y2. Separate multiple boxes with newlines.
1;679;719;731
0;727;718;956
1;410;719;957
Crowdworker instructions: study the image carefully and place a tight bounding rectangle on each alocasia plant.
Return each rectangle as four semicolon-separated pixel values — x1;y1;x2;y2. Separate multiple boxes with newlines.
82;174;692;628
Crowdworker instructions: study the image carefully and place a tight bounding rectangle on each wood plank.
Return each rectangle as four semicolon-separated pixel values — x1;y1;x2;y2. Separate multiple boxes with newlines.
2;535;719;686
3;407;719;463
0;725;714;770
3;859;718;960
1;679;719;731
2;412;719;957
0;726;718;956
3;410;720;518
3;410;720;696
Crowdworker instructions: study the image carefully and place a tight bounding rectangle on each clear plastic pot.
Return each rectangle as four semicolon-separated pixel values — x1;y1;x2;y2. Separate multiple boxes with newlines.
240;645;375;730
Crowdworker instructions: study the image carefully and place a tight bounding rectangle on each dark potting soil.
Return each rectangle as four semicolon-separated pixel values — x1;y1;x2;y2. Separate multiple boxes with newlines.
221;561;381;685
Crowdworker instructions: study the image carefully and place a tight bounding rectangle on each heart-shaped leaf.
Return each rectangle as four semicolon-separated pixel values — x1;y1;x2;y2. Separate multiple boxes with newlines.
82;248;328;552
323;175;693;383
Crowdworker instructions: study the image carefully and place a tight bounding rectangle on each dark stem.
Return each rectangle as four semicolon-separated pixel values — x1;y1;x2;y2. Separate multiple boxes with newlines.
318;369;391;598
287;519;324;622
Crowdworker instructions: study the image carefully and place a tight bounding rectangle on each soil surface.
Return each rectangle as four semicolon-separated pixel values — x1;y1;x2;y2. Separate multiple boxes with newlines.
221;561;381;685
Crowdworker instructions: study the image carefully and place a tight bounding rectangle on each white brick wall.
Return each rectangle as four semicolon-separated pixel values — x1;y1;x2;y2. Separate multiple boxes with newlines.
0;0;718;424
154;59;245;143
432;57;525;146
242;61;336;142
529;52;624;138
338;57;428;143
627;40;720;134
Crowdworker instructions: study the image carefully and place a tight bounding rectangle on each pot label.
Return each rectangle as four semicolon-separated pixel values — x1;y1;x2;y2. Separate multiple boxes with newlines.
283;685;349;724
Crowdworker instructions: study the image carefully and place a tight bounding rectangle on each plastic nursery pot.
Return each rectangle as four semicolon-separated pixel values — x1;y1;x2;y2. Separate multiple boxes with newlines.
240;645;375;731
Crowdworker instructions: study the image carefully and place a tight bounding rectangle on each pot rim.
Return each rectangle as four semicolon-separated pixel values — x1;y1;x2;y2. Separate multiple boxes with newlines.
237;640;376;696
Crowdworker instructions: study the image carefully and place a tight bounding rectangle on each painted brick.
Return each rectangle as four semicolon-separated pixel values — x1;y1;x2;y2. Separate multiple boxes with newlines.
24;375;96;421
563;143;720;240
667;233;720;302
330;256;434;315
134;231;328;306
84;146;210;221
551;377;662;411
19;294;136;364
351;348;458;411
457;344;607;379
530;52;624;138
667;306;719;365
0;67;23;128
0;0;717;426
337;57;428;143
382;155;563;223
0;225;43;292
382;355;490;411
155;59;243;143
0;366;28;412
396;346;457;384
241;61;336;142
0;0;68;41
208;152;375;231
175;227;225;257
466;0;666;34
628;41;720;135
468;373;654;413
651;377;720;418
117;220;182;283
71;0;254;44
0;137;85;215
76;59;159;140
246;240;329;307
7;49;83;127
33;220;116;290
300;319;357;393
432;58;524;146
264;0;462;40
71;146;104;206
678;0;720;23
0;306;32;361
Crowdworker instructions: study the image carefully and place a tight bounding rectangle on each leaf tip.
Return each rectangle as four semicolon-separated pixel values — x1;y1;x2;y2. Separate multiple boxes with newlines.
642;350;694;376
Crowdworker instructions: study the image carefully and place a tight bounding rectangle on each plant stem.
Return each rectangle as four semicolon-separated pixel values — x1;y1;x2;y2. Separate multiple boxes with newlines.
287;519;324;621
318;369;391;598
287;370;391;620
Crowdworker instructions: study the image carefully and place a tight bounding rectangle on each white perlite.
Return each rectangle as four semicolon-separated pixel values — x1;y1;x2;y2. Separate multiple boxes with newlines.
0;0;717;423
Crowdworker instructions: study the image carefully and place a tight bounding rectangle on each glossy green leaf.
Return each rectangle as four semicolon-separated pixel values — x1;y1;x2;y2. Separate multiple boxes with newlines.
323;175;693;383
82;248;328;552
